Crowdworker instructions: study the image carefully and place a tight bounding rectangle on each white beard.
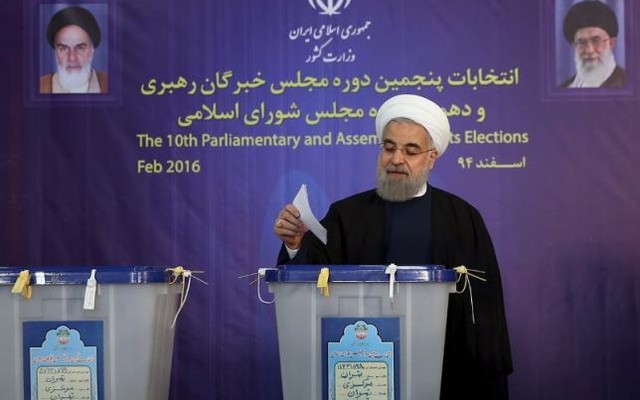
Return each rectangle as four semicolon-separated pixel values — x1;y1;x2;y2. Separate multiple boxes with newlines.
56;62;93;93
571;47;617;88
376;163;429;202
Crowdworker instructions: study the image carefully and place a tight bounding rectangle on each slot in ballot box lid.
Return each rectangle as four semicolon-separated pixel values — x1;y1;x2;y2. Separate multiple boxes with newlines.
0;265;171;285
264;264;456;283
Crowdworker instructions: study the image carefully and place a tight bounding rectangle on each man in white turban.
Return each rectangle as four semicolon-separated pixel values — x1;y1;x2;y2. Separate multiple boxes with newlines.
374;94;451;202
274;94;513;399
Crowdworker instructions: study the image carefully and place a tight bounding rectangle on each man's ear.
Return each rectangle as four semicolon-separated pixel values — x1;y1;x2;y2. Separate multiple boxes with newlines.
610;37;617;48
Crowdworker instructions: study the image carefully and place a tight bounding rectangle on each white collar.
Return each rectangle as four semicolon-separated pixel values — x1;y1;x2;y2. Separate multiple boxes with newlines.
413;183;427;198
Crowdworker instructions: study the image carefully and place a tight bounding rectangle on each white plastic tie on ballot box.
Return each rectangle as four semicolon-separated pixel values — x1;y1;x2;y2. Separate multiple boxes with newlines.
83;269;98;310
385;263;398;300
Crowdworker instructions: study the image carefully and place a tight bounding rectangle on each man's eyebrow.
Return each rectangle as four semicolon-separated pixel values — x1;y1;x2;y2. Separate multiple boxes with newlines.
383;139;422;148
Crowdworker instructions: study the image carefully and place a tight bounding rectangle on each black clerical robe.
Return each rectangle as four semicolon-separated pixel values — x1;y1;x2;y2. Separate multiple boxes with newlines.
278;186;513;399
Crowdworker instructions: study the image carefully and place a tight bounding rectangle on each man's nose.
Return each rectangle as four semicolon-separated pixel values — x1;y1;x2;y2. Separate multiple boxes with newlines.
390;148;406;164
583;42;596;53
68;49;79;61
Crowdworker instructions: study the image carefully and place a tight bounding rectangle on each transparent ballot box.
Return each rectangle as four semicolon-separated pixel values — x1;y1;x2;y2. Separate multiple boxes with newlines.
263;264;457;400
0;266;181;400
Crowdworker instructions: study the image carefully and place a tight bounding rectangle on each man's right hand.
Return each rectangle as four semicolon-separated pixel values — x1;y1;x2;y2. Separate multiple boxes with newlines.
274;204;308;250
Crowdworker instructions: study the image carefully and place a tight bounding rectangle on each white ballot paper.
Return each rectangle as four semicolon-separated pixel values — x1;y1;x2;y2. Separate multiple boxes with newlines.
292;184;328;245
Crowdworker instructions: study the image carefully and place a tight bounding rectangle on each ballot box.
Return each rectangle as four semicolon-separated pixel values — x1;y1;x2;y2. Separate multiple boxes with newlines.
263;264;457;400
0;266;181;400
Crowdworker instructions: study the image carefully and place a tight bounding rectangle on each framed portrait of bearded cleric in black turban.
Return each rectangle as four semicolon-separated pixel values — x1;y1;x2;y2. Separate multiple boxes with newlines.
555;0;627;89
39;3;109;94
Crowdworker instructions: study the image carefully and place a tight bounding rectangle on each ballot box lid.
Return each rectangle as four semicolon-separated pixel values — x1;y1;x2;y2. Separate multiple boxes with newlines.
0;266;171;285
265;264;456;283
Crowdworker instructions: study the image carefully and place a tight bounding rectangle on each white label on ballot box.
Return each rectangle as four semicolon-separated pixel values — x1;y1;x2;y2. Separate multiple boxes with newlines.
325;318;398;400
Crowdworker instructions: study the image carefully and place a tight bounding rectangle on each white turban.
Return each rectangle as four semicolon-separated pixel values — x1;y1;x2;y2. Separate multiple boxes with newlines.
375;94;451;156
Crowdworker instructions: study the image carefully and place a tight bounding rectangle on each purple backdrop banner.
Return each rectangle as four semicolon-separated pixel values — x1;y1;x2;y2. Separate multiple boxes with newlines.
1;0;639;399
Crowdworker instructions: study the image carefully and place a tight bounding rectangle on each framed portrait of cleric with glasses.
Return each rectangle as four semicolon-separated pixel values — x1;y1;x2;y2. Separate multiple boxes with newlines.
551;0;633;96
34;3;112;99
